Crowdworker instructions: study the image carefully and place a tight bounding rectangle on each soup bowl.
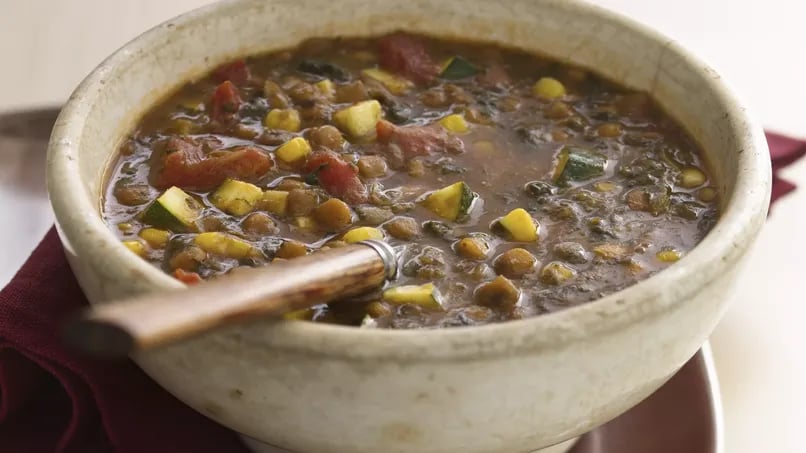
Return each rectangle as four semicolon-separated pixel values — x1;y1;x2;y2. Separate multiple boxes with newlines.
46;0;771;452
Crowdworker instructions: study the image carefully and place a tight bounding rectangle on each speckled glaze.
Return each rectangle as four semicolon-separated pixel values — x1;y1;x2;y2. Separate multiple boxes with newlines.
45;1;771;452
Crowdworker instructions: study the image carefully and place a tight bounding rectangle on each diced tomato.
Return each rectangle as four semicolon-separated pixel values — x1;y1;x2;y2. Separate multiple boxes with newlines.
302;151;368;204
211;81;242;121
378;33;439;84
375;120;465;159
213;59;251;85
155;138;273;190
174;269;203;285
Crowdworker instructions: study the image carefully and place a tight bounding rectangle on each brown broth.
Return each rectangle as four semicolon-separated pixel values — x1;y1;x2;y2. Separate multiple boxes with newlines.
102;33;718;329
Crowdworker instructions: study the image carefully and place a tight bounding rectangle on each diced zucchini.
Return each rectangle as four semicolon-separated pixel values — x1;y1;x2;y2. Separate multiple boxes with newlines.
498;208;539;242
275;137;312;165
438;114;469;134
361;68;413;95
333;100;382;139
122;240;146;257
194;232;259;259
138;228;171;249
314;79;335;99
264;108;301;132
440;56;480;80
210;179;263;216
552;146;607;184
382;283;443;310
342;226;384;244
260;190;289;216
140;186;201;232
422;181;478;222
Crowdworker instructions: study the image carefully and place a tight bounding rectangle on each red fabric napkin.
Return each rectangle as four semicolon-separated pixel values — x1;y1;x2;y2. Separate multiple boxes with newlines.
767;131;806;206
1;132;804;453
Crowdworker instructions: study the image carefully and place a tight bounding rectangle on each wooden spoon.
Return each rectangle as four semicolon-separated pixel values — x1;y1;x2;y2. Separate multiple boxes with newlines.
62;240;397;359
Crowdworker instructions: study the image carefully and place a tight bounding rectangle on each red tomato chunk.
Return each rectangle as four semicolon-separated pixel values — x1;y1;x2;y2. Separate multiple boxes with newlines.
378;33;440;84
302;151;368;204
155;137;273;190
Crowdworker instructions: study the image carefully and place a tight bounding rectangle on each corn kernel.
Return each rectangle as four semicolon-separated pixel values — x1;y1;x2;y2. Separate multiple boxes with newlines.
122;240;146;257
138;228;171;249
656;248;682;263
438;114;470;133
680;167;707;188
532;77;566;100
698;187;717;202
263;108;301;132
276;137;312;165
361;68;413;95
314;79;335;99
342;226;384;244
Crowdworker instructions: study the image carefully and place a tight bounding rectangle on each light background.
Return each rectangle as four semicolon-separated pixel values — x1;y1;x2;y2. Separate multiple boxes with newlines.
1;1;804;452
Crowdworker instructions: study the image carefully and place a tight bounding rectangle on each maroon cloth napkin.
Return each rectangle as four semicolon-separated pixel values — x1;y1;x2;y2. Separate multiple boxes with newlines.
767;131;806;206
1;132;804;453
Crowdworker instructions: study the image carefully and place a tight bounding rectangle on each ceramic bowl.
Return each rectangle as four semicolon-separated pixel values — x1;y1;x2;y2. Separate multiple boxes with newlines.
45;0;771;452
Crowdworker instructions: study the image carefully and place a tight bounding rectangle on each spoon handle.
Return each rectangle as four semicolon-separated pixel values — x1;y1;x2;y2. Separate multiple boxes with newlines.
63;240;396;358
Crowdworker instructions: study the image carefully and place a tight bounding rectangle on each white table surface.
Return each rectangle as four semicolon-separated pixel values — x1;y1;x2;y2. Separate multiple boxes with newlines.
2;1;804;452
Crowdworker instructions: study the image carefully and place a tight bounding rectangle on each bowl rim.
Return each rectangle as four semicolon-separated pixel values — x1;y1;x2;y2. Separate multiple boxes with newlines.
46;0;772;361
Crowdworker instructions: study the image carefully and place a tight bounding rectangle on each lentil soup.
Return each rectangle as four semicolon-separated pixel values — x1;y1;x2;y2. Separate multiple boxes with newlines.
103;33;718;329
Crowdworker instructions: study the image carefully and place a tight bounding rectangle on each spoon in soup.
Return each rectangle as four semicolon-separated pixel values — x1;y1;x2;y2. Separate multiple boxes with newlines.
62;240;397;359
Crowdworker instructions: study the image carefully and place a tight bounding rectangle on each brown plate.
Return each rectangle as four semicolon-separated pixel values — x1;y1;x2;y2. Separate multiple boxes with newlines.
0;108;723;453
570;343;722;453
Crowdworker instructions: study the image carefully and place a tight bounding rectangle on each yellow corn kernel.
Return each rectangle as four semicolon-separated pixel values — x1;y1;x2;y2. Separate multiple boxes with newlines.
532;77;566;100
656;248;682;263
361;68;413;95
438;114;470;134
276;137;312;165
680;167;707;188
314;79;335;99
342;226;384;244
122;240;146;257
138;228;171;249
263;108;301;132
117;222;133;233
698;187;717;202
